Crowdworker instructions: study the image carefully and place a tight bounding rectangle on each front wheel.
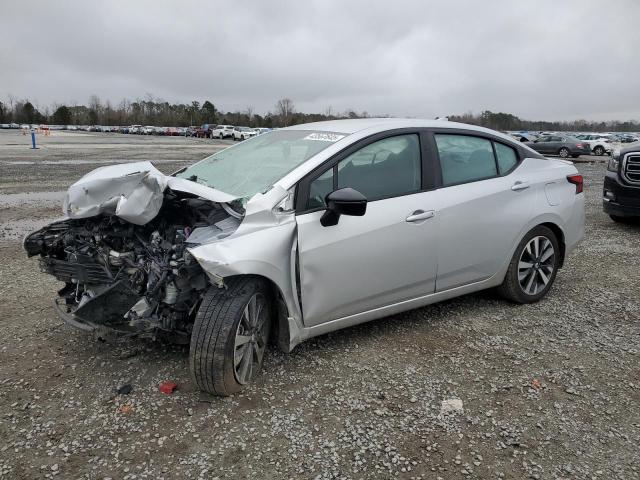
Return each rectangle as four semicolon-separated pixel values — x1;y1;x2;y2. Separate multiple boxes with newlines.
558;148;570;158
190;277;272;396
497;226;560;304
594;146;605;156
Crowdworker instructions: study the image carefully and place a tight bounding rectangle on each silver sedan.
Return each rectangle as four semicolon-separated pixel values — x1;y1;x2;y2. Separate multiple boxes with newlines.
25;119;585;395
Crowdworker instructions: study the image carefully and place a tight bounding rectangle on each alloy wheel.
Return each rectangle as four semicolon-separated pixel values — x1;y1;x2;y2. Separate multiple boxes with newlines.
233;293;269;385
559;148;569;158
518;236;555;296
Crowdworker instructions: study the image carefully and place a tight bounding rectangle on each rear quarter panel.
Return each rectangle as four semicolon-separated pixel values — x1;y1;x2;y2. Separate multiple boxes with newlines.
521;157;584;256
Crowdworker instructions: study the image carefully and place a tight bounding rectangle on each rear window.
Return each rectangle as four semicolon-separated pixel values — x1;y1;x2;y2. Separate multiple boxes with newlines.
435;134;497;186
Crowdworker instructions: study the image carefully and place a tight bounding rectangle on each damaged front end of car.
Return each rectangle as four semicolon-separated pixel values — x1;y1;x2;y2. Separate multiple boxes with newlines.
23;162;243;343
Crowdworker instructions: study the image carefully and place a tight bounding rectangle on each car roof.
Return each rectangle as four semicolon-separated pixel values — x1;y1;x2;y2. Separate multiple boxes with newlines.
285;118;524;144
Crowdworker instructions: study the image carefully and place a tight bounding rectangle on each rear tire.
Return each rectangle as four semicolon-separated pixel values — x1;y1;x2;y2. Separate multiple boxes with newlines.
497;226;560;304
594;146;605;156
558;148;570;158
190;277;272;396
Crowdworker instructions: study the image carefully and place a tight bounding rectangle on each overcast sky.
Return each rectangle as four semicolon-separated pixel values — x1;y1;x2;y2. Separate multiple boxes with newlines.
2;0;639;121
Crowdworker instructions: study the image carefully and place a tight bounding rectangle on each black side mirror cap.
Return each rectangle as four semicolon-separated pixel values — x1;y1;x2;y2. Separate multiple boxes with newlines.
320;187;367;227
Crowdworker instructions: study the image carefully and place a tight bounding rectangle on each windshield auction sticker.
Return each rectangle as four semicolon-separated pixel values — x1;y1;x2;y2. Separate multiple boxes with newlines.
304;133;346;142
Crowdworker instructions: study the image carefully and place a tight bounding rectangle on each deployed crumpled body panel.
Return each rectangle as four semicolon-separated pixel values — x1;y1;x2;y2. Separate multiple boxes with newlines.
27;160;304;349
63;161;238;225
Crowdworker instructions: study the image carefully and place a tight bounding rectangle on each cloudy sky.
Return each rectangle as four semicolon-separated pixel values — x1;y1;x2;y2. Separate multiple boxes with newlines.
2;0;639;121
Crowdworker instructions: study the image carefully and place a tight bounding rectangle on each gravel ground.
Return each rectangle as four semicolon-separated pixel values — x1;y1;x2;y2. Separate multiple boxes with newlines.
0;130;638;479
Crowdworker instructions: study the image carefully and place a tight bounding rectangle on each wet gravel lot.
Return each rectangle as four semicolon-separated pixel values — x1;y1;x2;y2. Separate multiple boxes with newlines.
0;130;638;479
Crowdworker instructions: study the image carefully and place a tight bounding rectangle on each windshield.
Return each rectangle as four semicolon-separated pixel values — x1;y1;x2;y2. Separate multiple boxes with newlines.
176;129;347;200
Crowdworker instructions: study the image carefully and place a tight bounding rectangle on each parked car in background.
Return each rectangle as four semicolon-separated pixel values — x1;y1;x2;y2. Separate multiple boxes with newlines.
128;125;142;134
617;134;639;144
604;145;640;223
575;134;614;156
525;135;591;158
253;128;272;136
233;126;257;141
194;124;214;138
509;132;538;143
211;125;234;139
24;118;585;395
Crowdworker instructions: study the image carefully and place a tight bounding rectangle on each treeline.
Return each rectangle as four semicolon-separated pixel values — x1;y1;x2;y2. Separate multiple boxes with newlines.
2;96;638;132
0;95;371;128
448;110;640;133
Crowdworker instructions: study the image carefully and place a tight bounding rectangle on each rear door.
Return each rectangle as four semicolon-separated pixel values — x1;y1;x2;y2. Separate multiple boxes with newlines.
295;131;439;326
533;136;549;154
431;132;535;291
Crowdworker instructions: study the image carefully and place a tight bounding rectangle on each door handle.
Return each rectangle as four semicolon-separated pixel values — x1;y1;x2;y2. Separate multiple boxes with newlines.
406;210;435;223
511;181;530;191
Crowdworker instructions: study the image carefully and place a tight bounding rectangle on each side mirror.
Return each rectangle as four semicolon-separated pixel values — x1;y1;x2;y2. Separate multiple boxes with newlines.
320;188;367;227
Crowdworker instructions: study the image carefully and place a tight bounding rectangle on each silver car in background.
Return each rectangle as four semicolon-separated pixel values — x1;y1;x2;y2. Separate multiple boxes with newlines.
24;119;585;395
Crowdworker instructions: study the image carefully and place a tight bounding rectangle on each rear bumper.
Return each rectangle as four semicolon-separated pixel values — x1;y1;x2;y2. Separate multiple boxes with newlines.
574;147;592;156
603;172;640;217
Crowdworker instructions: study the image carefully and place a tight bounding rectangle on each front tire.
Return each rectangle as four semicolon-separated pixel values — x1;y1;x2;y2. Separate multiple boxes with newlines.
558;148;570;158
497;226;560;304
594;146;605;156
190;277;272;396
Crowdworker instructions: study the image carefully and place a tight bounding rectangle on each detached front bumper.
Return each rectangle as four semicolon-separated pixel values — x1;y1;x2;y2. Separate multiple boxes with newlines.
54;298;95;332
54;299;131;341
603;172;640;217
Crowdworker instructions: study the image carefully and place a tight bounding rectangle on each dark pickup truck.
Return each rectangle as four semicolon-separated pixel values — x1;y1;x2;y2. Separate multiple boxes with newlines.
604;144;640;222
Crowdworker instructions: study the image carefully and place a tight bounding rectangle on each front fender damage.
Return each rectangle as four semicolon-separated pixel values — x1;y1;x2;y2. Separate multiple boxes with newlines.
188;188;304;352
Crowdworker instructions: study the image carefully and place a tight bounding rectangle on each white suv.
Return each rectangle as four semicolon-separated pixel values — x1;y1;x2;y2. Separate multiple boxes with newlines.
233;127;257;141
212;125;235;139
575;134;614;156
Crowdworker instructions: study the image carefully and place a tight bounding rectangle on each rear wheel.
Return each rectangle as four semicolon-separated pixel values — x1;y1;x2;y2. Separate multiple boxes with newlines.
190;277;272;396
497;226;560;304
594;146;605;156
558;148;570;158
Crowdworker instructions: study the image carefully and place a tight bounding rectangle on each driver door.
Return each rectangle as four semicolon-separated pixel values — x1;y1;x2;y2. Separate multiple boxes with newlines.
295;132;439;327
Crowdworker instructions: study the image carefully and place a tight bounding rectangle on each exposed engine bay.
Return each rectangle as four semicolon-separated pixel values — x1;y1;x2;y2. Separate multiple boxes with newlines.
24;192;241;343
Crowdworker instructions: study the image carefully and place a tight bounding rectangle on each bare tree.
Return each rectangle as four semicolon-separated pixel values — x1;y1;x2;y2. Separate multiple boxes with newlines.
275;98;295;127
88;94;102;124
244;105;254;126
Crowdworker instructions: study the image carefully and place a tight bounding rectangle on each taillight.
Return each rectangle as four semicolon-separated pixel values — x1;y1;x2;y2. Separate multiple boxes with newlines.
567;174;583;194
576;143;583;148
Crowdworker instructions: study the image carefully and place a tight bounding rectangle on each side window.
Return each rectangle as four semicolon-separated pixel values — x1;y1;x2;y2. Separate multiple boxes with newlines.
494;142;518;174
307;168;334;209
337;134;421;201
435;134;497;186
305;134;422;209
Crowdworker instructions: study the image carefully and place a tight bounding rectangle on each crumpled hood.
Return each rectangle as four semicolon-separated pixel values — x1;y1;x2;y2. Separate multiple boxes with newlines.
63;161;238;225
